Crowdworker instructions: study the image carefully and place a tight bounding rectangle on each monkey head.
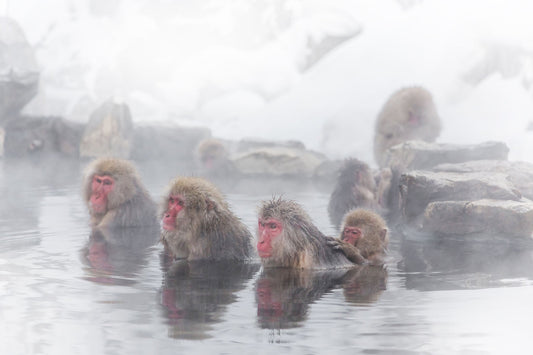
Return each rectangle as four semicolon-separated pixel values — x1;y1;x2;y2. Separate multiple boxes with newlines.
256;197;318;266
160;176;225;232
84;158;140;216
340;209;388;247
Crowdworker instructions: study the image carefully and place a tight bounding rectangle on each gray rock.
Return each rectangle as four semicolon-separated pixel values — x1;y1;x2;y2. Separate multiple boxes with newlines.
0;126;4;157
3;115;83;158
434;160;533;200
79;99;133;159
421;199;533;238
399;170;521;221
0;17;39;121
132;124;211;162
235;139;305;153
384;140;509;171
232;146;327;177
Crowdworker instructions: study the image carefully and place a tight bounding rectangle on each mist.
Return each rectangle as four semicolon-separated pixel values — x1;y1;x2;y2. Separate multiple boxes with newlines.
2;0;533;166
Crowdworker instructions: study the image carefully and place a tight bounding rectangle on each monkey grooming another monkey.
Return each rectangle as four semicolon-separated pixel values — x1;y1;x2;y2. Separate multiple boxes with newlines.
374;86;441;167
257;197;354;269
83;157;158;228
328;158;379;229
160;176;253;261
327;209;389;265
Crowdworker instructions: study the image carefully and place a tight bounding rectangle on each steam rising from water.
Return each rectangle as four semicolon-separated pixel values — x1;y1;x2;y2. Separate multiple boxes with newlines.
3;0;533;164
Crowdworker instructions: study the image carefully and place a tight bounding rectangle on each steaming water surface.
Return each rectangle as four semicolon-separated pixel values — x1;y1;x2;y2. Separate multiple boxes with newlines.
1;159;533;355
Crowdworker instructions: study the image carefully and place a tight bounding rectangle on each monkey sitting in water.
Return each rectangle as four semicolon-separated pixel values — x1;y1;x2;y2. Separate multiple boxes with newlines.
326;209;389;266
82;157;158;228
327;158;379;229
257;197;353;269
160;176;254;261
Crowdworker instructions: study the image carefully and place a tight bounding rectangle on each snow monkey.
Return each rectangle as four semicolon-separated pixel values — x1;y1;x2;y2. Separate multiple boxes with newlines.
160;176;253;261
328;158;378;229
83;157;158;228
374;86;441;167
257;197;353;269
327;209;389;265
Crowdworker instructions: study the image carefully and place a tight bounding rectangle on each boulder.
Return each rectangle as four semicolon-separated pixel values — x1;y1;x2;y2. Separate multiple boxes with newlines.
232;146;327;177
384;140;509;171
0;126;4;157
3;115;83;158
433;160;533;200
421;199;533;238
0;17;39;122
131;124;211;162
399;170;521;221
382;140;510;216
79;99;133;159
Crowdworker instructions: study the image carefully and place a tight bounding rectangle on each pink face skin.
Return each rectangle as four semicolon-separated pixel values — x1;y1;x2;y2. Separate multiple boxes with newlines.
408;110;421;125
257;218;283;258
342;226;362;246
90;175;115;214
162;195;185;231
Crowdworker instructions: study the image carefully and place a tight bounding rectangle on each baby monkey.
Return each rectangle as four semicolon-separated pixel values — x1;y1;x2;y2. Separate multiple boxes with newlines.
327;209;389;265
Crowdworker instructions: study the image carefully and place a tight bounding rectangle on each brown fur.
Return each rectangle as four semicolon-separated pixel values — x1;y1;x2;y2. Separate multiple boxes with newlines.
258;197;353;269
330;208;389;265
374;86;441;167
328;158;378;228
159;176;253;261
82;157;157;228
196;138;237;178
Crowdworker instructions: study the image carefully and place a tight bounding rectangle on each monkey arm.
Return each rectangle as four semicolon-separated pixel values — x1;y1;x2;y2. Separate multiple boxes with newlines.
325;237;367;265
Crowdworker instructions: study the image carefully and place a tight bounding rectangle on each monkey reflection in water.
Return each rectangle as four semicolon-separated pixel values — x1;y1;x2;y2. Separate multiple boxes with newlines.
80;225;160;285
159;260;260;339
255;265;388;329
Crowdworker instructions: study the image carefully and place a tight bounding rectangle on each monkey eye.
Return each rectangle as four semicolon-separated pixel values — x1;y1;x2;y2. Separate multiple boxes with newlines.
95;177;102;183
269;223;278;229
103;180;112;186
177;199;184;206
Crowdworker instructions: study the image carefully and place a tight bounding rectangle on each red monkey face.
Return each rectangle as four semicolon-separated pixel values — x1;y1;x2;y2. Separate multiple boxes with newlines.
342;226;362;245
90;175;115;214
162;195;185;231
257;218;283;258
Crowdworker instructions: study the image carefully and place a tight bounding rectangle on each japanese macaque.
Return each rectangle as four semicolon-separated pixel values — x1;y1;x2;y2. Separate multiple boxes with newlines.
374;86;441;167
327;158;379;228
257;197;353;269
195;138;238;178
160;176;253;261
327;209;389;265
83;158;158;228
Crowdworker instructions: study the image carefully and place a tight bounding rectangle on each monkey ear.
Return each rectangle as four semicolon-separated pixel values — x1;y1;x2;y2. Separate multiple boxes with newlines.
380;228;388;242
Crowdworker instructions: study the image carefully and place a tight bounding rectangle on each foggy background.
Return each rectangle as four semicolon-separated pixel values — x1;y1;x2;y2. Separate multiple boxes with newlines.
3;0;533;166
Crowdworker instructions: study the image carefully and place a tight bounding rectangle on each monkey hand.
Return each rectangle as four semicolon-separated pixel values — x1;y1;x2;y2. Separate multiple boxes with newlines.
325;236;344;251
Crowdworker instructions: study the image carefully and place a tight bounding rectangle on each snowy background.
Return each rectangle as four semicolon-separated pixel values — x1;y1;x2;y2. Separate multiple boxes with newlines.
3;0;533;166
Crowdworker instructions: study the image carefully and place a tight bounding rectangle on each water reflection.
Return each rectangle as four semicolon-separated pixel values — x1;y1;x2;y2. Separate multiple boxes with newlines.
399;236;533;290
340;265;388;304
160;260;260;340
80;225;160;285
255;267;349;329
